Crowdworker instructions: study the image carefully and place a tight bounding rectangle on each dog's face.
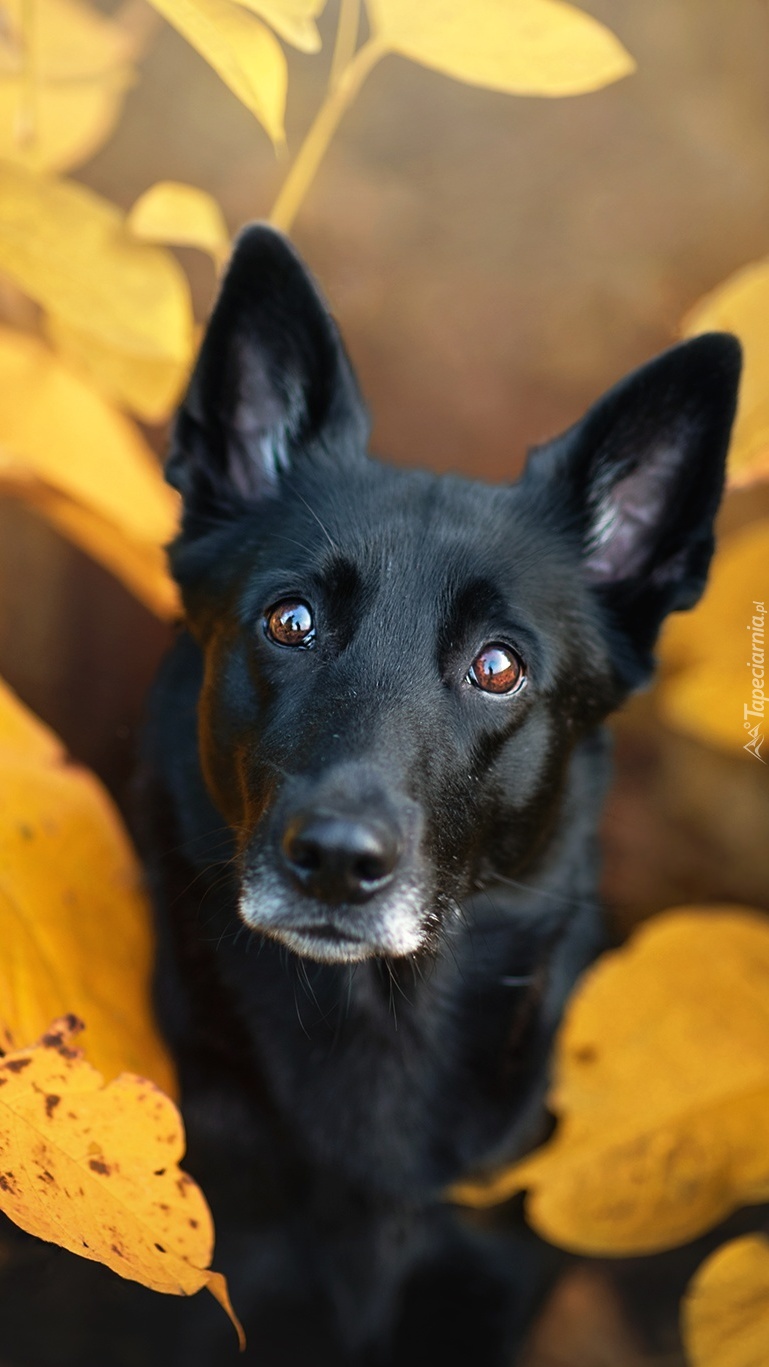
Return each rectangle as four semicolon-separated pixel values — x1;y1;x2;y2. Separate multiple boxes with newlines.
167;228;740;964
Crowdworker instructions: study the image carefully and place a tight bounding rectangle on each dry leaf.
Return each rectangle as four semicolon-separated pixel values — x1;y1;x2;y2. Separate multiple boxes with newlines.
366;0;635;98
230;0;325;53
0;163;194;420
0;0;136;172
0;677;177;1091
0;1016;242;1341
682;1235;769;1367
145;0;287;146
128;181;230;266
657;521;769;760
683;260;769;488
451;909;769;1255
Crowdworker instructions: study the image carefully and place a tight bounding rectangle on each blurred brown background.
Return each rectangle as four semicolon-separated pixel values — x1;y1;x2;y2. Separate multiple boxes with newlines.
1;5;769;1358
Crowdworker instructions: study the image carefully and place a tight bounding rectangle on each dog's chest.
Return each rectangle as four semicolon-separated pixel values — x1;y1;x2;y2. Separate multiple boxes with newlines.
208;929;548;1203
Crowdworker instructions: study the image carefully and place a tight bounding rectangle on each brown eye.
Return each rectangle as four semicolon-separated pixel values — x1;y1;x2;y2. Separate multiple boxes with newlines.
264;600;315;648
467;644;525;695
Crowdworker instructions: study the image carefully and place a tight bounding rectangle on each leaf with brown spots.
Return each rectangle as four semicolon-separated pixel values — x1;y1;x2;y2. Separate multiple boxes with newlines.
0;677;176;1092
0;1017;243;1341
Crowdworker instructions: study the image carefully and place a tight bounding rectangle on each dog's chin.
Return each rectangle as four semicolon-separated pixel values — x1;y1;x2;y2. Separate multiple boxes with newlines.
257;924;382;965
238;871;429;964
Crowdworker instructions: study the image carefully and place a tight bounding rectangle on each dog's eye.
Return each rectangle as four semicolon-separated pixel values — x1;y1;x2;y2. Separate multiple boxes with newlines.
467;644;525;695
265;600;315;648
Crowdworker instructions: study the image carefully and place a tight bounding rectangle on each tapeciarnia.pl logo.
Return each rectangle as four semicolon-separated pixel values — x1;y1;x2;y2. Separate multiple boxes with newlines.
744;600;766;763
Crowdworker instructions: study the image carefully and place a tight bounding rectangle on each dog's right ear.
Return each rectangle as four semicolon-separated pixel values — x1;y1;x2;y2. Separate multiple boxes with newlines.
167;225;369;524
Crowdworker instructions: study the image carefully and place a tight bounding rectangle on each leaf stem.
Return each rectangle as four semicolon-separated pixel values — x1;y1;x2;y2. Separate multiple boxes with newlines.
329;0;360;92
17;0;38;151
269;36;385;235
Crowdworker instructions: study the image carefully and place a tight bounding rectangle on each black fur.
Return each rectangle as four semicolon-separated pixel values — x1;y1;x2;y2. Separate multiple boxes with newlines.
136;227;741;1365
1;227;738;1367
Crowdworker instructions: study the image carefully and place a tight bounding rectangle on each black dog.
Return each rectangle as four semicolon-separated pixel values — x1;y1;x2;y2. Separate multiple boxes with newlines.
133;227;740;1367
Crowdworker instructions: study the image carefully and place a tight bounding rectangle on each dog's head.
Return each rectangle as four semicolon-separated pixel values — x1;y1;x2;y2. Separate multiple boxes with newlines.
167;226;740;964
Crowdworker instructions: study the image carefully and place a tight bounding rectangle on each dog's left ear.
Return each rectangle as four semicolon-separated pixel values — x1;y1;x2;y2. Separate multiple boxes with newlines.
167;224;369;523
525;333;741;687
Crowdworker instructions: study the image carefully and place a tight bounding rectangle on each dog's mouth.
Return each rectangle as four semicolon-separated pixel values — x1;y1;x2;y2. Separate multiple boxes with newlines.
262;920;373;964
238;861;431;964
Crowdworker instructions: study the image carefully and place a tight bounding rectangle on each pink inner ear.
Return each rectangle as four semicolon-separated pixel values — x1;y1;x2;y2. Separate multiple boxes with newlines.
224;340;303;499
583;440;684;584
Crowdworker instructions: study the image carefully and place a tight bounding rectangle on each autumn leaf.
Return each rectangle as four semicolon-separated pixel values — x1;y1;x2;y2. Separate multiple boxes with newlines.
44;313;192;426
0;677;176;1092
0;1016;242;1340
683;259;769;488
0;162;195;420
128;181;230;266
0;325;179;616
657;521;769;759
145;0;287;146
451;909;769;1255
682;1235;769;1367
366;0;635;98
0;0;136;173
230;0;325;54
14;486;178;618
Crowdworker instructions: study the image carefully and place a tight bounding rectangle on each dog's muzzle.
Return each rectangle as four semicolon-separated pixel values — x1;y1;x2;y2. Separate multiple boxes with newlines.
238;774;430;962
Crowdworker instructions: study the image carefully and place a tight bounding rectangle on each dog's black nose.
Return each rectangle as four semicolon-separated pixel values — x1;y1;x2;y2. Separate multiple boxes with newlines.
281;812;400;904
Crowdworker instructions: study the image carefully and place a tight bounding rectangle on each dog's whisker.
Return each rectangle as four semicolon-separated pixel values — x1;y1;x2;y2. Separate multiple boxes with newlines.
282;475;339;554
489;870;593;911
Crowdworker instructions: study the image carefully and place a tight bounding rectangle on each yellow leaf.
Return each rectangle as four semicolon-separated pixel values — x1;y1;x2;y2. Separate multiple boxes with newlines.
230;0;325;54
0;326;179;615
145;0;287;146
44;313;192;423
0;73;134;178
682;1235;769;1367
0;1016;242;1343
0;163;195;420
0;678;177;1092
683;260;769;488
0;0;136;172
1;480;179;617
656;521;769;758
128;181;230;266
0;675;60;763
451;909;769;1255
46;495;175;621
0;327;177;543
366;0;635;98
